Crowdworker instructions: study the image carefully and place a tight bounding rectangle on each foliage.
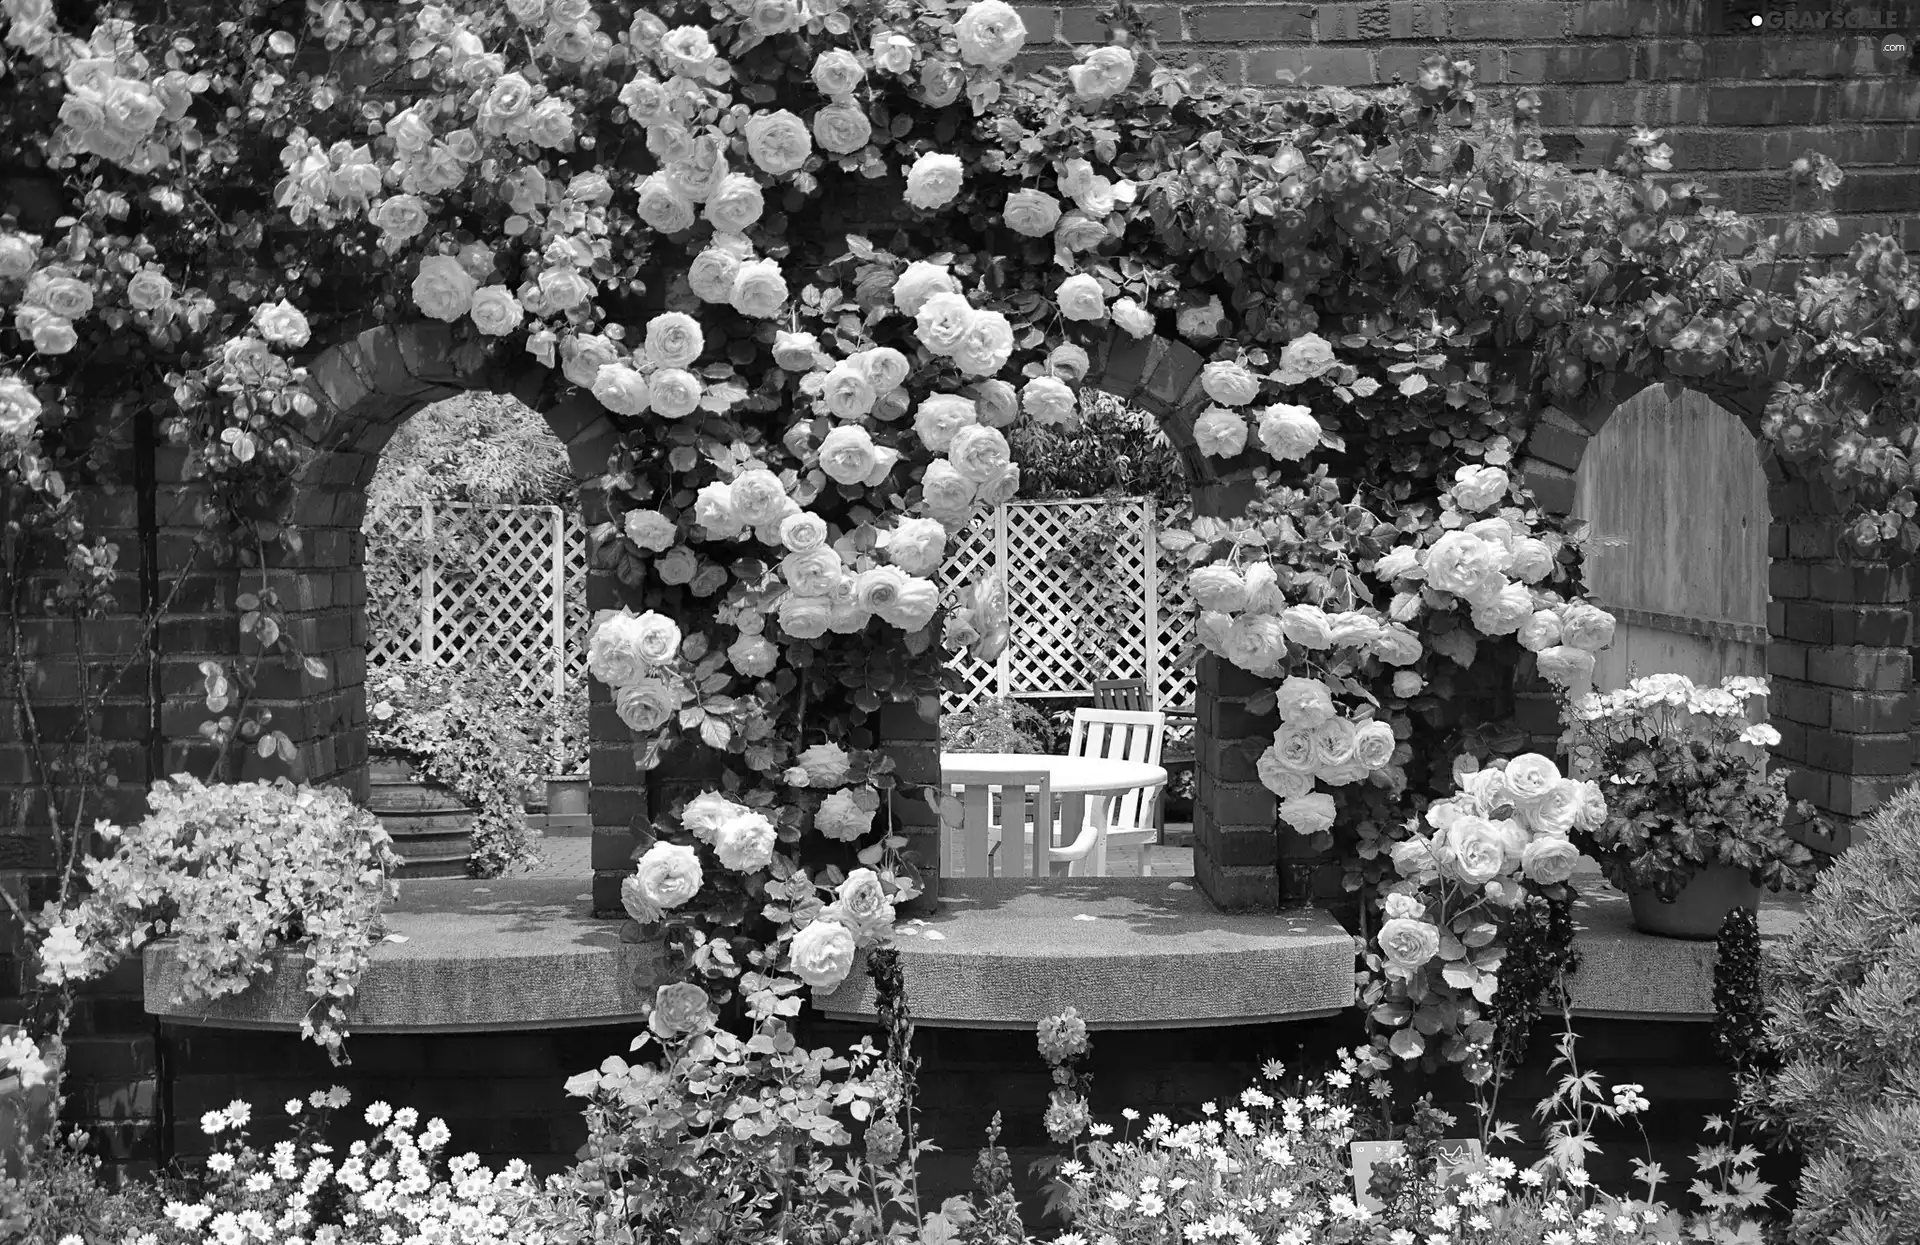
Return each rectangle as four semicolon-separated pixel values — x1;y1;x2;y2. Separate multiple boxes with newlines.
28;777;399;1061
941;695;1053;754
1010;391;1185;506
1479;890;1581;1090
367;660;544;877
366;392;572;512
1736;782;1920;1245
1561;674;1822;901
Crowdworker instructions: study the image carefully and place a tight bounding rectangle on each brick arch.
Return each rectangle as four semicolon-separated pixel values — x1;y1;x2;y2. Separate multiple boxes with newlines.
159;323;627;854
1512;380;1908;850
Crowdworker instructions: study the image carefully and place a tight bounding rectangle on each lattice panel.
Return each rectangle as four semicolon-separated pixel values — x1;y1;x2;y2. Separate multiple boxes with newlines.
940;499;1195;713
365;502;573;709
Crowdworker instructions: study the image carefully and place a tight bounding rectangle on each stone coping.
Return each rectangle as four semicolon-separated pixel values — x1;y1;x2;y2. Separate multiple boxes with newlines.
141;871;1812;1035
143;877;664;1034
1565;880;1807;1021
812;877;1358;1029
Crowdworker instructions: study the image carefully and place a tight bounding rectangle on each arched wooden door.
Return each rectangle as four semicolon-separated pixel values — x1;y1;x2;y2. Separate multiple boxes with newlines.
1571;388;1770;692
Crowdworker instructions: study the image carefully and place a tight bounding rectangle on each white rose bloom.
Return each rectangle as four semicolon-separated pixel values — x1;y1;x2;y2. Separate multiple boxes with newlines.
744;109;812;175
561;334;619;388
125;269;172;311
1201;360;1260;407
1279;604;1333;649
788;918;857;989
853;346;910;394
893;261;962;317
914;291;975;355
812;48;865;96
947;425;1011;484
1279;793;1337;836
1471;582;1536;638
702;173;765;234
871;30;916;74
730;258;788;318
779;511;830;554
818;425;881;487
953;0;1027;66
919;458;978;518
821;362;877;419
252;299;311;347
1068;45;1136;101
644;312;705;370
1021;376;1078;428
812;103;872;155
884;517;949;575
773;330;821;371
1275;332;1337;384
633;841;703;913
0;378;42;442
778;593;833;639
1110;297;1156;339
694;480;745;538
1508;536;1555;583
0;232;39;280
410;255;478;322
1256;403;1321;462
468;285;525;336
1047;343;1092;383
1002;189;1063;237
1055;273;1106;321
728;633;778;677
688;245;745;304
1450;464;1510;513
635;173;697;233
624;509;677;553
648;367;703;419
904;152;965;209
1353;721;1397;770
781;546;845;597
953;310;1015;376
1192;407;1248;458
616;679;683;732
911;394;978;452
969;378;1020;429
814;789;872;842
713;810;777;872
730;468;791;527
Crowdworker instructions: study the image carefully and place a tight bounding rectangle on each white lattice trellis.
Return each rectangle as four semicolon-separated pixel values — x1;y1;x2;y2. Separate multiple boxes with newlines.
368;497;1195;717
940;499;1195;712
365;501;583;708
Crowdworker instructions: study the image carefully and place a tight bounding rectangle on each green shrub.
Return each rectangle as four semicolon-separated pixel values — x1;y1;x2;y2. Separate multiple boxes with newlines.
941;697;1055;754
1738;783;1920;1245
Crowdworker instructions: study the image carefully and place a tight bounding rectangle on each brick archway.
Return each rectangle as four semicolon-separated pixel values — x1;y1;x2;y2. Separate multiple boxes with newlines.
153;323;631;867
1514;380;1909;851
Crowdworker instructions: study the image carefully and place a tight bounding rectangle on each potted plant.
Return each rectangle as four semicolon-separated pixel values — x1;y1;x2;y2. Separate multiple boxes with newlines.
1561;672;1822;938
539;675;592;820
367;660;545;878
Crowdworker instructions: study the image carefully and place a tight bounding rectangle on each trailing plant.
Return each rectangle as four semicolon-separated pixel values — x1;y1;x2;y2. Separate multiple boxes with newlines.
1736;781;1920;1245
1711;906;1772;1079
1561;673;1822;901
367;660;545;877
1010;391;1185;506
28;776;400;1061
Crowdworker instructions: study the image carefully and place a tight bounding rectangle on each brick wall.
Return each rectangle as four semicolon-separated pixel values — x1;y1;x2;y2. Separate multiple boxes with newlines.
1019;0;1920;255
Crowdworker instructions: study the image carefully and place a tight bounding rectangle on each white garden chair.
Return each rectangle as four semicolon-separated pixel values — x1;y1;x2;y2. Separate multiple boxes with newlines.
1067;706;1166;876
940;768;1106;878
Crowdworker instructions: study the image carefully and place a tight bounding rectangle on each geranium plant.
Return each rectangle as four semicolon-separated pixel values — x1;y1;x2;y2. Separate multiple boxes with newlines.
30;776;400;1060
1561;673;1821;901
1357;752;1601;1084
366;660;545;877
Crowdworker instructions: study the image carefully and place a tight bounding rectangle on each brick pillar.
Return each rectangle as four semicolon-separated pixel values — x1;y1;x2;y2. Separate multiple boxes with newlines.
1193;656;1280;910
879;698;941;911
1766;479;1913;853
585;561;649;918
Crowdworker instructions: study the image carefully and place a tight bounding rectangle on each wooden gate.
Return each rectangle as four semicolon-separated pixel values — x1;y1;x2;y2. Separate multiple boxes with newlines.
1571;388;1770;693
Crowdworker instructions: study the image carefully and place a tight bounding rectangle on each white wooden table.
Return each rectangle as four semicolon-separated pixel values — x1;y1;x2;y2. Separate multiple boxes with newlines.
939;752;1168;877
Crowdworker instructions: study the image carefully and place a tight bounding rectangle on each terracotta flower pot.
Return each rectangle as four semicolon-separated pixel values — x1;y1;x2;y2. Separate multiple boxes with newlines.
1627;861;1761;940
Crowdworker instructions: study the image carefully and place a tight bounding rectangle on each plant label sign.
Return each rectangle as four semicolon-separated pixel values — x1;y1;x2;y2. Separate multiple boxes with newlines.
1349;1138;1486;1213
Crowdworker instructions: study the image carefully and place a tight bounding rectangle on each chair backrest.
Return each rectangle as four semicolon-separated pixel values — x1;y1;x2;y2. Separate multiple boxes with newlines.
940;767;1052;878
1068;707;1165;833
1093;678;1153;712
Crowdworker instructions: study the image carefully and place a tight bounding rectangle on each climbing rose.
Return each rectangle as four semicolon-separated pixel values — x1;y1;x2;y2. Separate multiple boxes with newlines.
0;378;41;441
953;0;1027;66
650;368;705;419
1376;918;1442;971
730;258;789;318
904;152;964;209
744;109;811;175
688;242;746;304
713;810;777;872
952;310;1015;376
1256;403;1321;462
947;425;1011;484
1021;376;1077;428
1279;793;1337;835
1003;189;1062;237
630;842;703;915
913;394;978;452
624;509;677;553
914;292;975;355
814;791;871;842
824;868;894;939
1275;332;1337;384
1186;566;1249;613
635;173;696;233
884;517;948;575
467;286;524;336
1202;361;1260;406
871;29;916;73
615;680;681;733
893;261;962;317
252;299;310;347
811;48;865;96
1275;676;1337;726
410;255;477;322
649;982;715;1038
727;634;777;677
788;918;857;990
818;425;881;486
592;364;650;416
812;103;872;155
1055;273;1106;321
1558;602;1617;652
124;269;172;311
1192;407;1248;458
1069;45;1136;101
702;174;765;233
1451;464;1510;512
644;312;705;370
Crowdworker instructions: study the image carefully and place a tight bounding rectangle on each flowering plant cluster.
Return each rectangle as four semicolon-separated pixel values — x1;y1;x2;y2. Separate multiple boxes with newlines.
1358;752;1602;1084
366;661;544;877
1037;1006;1094;1145
29;777;400;1060
1561;674;1821;901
